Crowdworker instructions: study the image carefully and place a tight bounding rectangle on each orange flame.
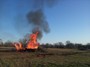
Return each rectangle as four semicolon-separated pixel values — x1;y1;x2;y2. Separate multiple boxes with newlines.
26;32;39;49
14;42;24;51
14;32;39;51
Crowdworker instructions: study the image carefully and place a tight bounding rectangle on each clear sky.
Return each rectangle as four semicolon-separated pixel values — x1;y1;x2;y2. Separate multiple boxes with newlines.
0;0;90;44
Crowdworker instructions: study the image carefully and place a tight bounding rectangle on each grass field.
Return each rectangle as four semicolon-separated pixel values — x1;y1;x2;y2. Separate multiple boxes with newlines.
0;47;90;67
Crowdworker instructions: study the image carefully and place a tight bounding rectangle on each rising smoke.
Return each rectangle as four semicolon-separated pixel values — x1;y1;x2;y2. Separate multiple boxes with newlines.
27;0;59;39
27;9;50;39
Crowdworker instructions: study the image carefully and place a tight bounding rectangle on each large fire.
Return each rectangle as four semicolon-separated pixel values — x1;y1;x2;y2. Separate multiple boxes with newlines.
14;32;39;51
26;32;39;49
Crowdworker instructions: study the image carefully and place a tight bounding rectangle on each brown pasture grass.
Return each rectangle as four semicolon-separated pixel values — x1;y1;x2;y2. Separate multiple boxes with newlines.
0;47;90;67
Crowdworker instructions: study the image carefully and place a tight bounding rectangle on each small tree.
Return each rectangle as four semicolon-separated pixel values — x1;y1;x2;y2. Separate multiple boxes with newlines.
19;33;30;47
4;40;12;47
86;43;90;49
0;39;3;46
58;42;65;48
66;41;75;48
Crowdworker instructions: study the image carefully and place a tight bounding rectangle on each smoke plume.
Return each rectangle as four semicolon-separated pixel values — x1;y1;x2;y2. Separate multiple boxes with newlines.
27;0;59;39
27;9;50;39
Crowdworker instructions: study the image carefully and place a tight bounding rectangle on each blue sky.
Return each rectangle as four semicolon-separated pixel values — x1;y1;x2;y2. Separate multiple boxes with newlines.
0;0;90;44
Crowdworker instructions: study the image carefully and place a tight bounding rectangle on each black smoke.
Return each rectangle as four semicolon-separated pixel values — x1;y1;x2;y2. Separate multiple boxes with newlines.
27;0;59;39
27;9;50;39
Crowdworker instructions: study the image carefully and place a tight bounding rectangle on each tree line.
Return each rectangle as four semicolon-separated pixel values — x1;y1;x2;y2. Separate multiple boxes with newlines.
41;41;90;50
0;39;90;50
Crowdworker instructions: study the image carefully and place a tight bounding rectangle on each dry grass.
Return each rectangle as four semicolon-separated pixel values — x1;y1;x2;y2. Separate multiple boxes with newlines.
0;48;90;67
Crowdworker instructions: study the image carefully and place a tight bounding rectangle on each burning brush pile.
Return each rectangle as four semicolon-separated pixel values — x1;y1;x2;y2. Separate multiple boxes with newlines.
14;32;39;51
14;9;50;51
13;0;58;52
